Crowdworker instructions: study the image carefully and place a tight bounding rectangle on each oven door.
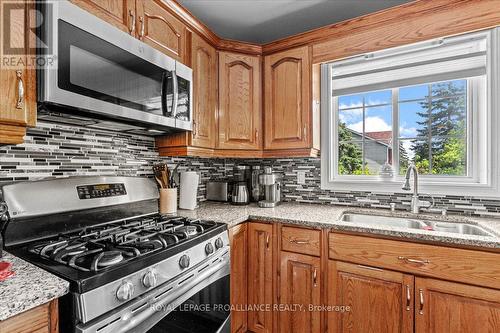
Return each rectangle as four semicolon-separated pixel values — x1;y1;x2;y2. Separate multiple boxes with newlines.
146;274;230;333
75;250;230;333
39;0;180;131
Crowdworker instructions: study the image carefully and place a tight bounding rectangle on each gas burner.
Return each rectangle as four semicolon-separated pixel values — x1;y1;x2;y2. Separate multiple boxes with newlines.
94;251;124;269
26;214;219;272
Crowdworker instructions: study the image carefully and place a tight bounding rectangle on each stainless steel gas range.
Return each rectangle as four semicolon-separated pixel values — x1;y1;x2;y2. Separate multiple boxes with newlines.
0;176;230;333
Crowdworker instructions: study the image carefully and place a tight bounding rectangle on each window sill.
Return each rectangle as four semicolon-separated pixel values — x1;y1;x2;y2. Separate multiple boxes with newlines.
320;178;500;197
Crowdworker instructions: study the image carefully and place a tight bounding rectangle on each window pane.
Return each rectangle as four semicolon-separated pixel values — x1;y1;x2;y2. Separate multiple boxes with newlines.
339;94;363;110
365;105;392;133
399;84;428;101
399;101;427;138
338;140;364;175
364;138;392;175
431;136;467;176
363;90;392;106
429;96;467;137
432;79;466;97
338;108;363;142
399;137;467;176
399;139;431;175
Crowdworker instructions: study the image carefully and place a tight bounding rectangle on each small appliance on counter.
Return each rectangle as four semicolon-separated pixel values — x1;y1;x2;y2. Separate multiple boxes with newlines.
206;181;232;202
231;182;250;205
179;171;200;210
258;167;281;208
232;165;251;205
251;166;264;202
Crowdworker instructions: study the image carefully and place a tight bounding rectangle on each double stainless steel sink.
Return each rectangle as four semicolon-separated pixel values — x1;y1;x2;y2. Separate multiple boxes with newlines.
341;213;495;237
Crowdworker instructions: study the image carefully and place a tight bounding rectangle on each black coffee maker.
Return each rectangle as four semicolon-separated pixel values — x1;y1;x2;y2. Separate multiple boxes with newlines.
232;165;251;205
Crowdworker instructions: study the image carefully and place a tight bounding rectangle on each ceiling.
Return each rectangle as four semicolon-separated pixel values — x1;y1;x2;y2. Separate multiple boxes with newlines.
178;0;413;44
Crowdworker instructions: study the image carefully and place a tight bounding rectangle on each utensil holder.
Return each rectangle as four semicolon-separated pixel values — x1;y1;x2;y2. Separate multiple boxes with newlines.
159;188;177;214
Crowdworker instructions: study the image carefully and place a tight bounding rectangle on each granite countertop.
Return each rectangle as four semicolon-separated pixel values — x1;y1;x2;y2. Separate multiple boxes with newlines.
0;252;69;321
178;202;500;249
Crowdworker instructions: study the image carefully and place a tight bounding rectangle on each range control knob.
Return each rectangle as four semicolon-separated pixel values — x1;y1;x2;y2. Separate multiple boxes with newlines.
215;237;224;250
116;281;134;302
142;270;158;288
179;254;190;269
205;242;215;255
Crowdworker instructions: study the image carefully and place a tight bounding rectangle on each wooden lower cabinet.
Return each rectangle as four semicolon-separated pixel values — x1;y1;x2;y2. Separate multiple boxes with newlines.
279;251;321;333
327;261;414;333
0;299;58;333
229;223;248;333
415;277;500;333
247;223;274;333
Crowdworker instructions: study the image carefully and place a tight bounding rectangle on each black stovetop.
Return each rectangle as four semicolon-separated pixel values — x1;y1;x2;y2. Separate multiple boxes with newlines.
7;215;227;293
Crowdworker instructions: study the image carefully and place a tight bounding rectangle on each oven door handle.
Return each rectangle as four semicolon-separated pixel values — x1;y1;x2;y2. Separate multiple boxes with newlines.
116;253;230;333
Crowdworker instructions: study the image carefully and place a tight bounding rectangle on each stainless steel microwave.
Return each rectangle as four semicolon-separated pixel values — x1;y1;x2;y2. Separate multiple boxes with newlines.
37;0;192;134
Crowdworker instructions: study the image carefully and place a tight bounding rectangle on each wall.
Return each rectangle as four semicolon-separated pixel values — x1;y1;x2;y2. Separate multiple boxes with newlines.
2;114;500;218
0;114;229;202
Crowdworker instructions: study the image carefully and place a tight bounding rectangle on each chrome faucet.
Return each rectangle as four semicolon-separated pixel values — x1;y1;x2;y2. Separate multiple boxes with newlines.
402;164;421;213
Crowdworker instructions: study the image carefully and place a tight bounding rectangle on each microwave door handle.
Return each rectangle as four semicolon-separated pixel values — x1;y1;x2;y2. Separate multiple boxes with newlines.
172;70;179;119
161;72;169;117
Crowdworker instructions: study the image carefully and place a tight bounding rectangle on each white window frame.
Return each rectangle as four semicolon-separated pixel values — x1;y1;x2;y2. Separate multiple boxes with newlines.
321;28;500;197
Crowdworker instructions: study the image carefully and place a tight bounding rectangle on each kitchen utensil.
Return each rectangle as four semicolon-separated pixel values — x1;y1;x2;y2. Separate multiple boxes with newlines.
258;167;281;208
179;171;199;210
231;182;250;205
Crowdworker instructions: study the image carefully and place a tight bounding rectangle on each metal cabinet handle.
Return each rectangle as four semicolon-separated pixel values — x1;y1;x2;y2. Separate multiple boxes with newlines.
139;16;145;38
255;129;259;141
129;10;136;34
406;285;411;311
418;289;424;315
303;124;307;139
398;256;430;265
193;120;197;136
16;70;24;109
313;268;317;287
289;238;310;245
266;233;270;249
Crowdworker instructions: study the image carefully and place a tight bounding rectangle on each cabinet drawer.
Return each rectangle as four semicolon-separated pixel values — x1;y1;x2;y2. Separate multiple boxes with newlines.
282;226;321;256
329;233;500;290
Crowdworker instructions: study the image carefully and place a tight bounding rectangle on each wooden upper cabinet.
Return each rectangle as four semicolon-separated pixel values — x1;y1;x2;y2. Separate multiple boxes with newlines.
69;0;136;34
279;252;321;333
247;223;273;333
0;0;36;145
415;277;500;333
191;34;217;149
229;223;248;333
218;52;262;150
135;0;186;62
328;261;414;333
264;46;311;150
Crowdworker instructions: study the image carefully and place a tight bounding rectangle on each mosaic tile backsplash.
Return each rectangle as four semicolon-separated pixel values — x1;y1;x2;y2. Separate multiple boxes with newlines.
2;114;500;218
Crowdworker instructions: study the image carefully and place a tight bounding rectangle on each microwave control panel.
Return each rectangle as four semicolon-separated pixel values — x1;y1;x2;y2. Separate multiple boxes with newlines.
77;183;127;199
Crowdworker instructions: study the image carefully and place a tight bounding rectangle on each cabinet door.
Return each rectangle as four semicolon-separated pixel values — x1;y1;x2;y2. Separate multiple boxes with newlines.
247;223;273;333
415;277;500;333
279;252;321;333
0;0;36;144
136;0;186;62
229;223;248;333
264;46;310;150
191;34;217;149
328;261;414;333
69;0;135;34
218;52;262;150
